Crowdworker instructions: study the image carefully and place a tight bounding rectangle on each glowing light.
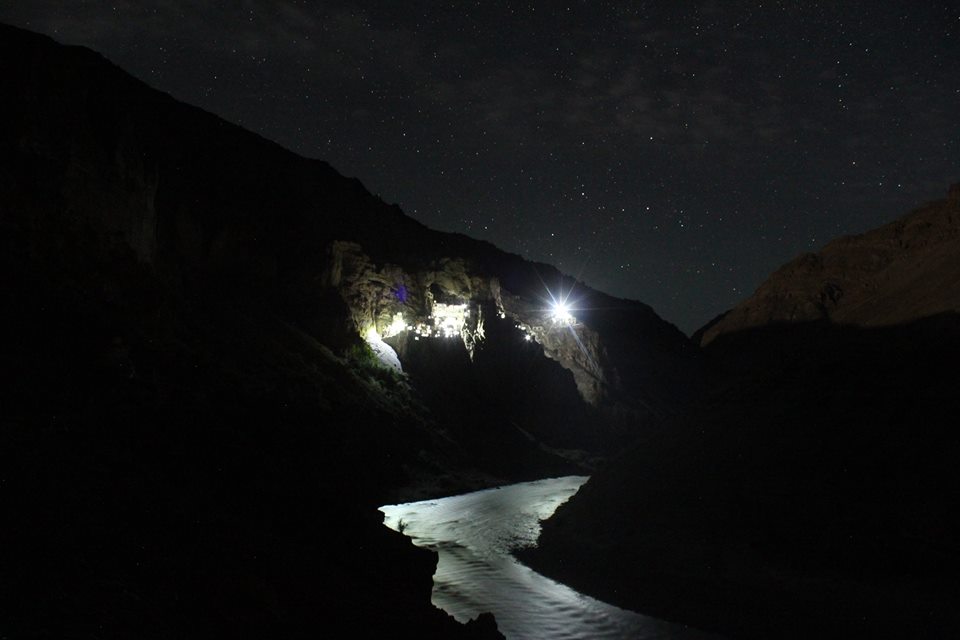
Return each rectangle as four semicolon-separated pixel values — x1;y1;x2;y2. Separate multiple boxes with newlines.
432;302;468;339
551;301;574;324
383;312;409;338
542;281;578;325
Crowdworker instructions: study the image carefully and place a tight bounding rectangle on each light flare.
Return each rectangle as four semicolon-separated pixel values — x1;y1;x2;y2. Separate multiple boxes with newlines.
551;301;574;323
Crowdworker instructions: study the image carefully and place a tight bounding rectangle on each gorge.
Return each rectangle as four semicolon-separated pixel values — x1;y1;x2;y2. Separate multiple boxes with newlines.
2;18;959;640
0;23;696;638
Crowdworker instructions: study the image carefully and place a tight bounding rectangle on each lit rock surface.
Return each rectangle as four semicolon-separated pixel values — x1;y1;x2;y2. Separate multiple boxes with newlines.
324;239;611;404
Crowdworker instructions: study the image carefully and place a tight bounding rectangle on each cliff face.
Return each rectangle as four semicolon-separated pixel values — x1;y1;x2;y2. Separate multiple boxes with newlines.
0;22;699;448
700;187;960;345
326;238;611;405
0;23;698;637
527;189;960;639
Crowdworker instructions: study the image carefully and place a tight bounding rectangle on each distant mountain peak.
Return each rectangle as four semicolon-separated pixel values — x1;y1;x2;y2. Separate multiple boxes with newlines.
700;183;960;345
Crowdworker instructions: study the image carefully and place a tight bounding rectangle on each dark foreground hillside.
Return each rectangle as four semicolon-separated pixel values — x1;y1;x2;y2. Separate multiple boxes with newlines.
0;209;506;638
525;189;960;639
0;26;498;637
0;22;707;638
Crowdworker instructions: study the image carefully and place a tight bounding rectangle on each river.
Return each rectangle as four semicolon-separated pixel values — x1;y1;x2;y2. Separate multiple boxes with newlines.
379;476;716;639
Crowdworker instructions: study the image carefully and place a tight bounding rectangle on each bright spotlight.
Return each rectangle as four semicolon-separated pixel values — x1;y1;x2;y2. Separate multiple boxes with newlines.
551;301;574;323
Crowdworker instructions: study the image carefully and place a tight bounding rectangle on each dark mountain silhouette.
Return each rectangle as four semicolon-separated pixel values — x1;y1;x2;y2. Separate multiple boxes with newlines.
526;186;960;638
0;24;701;637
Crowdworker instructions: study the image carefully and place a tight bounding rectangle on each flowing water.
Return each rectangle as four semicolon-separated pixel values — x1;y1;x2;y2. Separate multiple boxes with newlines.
379;476;715;640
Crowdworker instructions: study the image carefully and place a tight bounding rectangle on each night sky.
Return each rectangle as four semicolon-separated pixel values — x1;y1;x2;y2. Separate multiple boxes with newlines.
3;2;958;333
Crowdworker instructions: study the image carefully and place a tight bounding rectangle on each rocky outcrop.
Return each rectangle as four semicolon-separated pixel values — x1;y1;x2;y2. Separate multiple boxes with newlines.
499;289;609;404
324;240;611;404
700;186;960;345
324;240;494;358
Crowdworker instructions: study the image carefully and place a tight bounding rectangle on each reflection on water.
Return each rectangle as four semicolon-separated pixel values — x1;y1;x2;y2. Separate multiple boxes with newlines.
380;476;715;640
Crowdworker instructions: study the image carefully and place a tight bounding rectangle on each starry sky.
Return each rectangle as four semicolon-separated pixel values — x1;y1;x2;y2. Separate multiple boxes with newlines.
3;2;958;333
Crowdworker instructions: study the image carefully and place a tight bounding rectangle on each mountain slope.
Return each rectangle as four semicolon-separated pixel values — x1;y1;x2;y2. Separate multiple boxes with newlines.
700;186;960;345
0;22;700;460
0;23;699;637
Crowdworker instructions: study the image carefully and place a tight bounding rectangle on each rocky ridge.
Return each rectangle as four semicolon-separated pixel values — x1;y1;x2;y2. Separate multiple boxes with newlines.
700;185;960;345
